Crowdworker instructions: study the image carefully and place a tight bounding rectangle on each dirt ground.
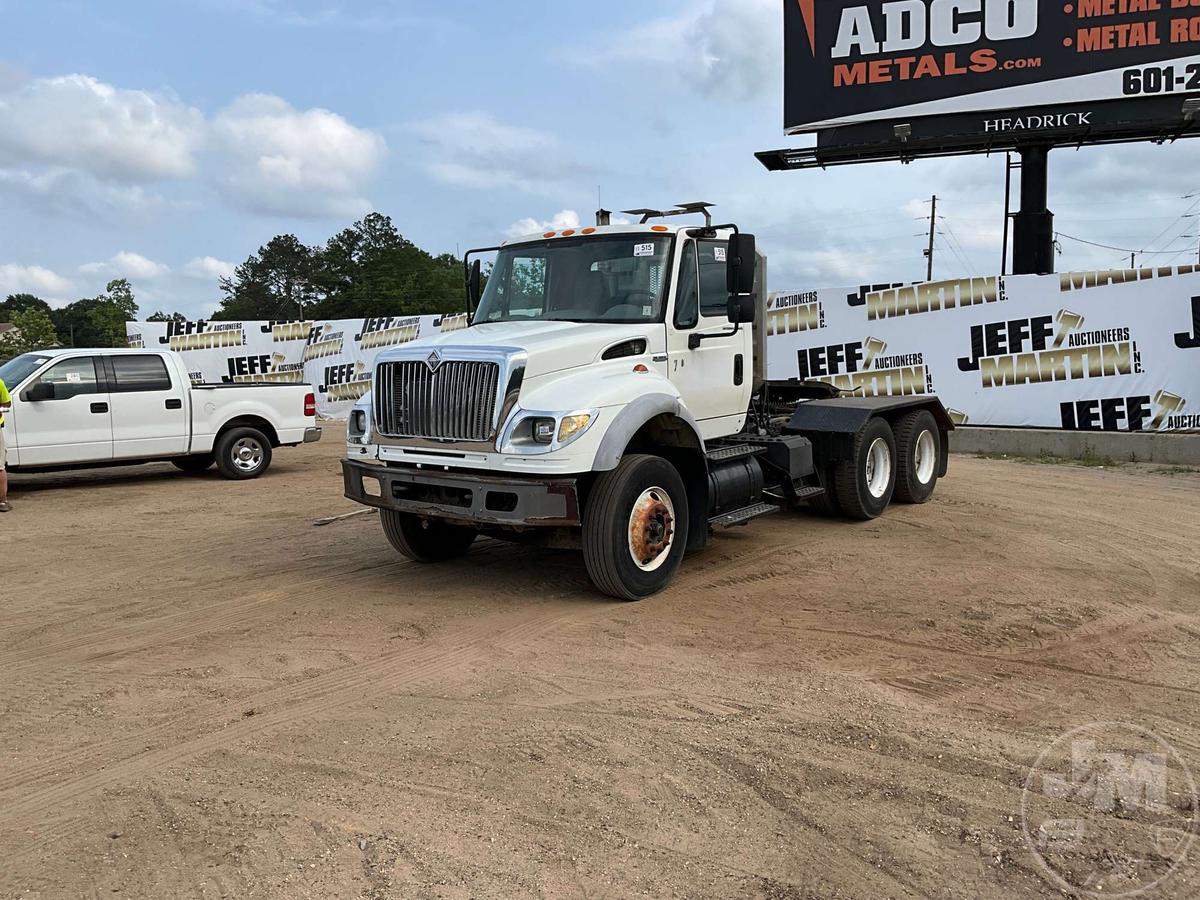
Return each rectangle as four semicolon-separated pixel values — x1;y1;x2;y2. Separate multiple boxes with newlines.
2;425;1198;899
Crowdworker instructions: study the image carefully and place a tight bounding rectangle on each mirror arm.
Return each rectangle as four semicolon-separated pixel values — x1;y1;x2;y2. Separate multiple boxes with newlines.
687;322;740;351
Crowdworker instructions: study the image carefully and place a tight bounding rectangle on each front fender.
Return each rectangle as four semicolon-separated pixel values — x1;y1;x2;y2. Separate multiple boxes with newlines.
592;391;705;472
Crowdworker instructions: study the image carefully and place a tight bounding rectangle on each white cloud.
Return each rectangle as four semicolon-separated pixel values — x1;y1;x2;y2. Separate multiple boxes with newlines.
0;74;385;221
505;209;580;238
568;0;779;99
0;263;73;301
81;251;170;280
410;111;591;195
183;256;236;280
211;94;385;217
0;74;203;182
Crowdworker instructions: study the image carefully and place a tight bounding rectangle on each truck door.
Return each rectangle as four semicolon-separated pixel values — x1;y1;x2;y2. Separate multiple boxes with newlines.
666;238;752;438
105;354;190;458
13;356;113;465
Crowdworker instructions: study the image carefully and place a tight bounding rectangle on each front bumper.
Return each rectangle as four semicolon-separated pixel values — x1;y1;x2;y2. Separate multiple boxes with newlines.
341;458;580;527
304;427;323;443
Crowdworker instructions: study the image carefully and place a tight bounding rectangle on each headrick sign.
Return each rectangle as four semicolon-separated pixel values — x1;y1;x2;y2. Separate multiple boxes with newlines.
784;0;1200;141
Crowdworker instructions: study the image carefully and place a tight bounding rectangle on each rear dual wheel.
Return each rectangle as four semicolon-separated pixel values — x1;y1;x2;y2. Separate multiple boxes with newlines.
832;412;941;519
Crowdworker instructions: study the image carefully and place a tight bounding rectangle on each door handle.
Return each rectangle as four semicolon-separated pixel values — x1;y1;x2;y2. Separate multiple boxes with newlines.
166;398;183;410
90;402;109;414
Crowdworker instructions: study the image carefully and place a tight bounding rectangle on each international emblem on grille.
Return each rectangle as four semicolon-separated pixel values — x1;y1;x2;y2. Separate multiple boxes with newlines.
425;350;443;372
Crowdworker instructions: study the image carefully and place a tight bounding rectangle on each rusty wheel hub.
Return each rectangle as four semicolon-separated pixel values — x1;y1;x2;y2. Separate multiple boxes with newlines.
628;487;676;572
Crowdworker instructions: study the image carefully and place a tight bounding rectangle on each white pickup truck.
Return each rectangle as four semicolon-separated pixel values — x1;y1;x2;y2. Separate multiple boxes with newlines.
0;348;321;479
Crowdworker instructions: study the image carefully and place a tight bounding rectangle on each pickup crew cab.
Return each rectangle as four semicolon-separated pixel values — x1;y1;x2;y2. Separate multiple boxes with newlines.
0;348;321;479
342;204;952;599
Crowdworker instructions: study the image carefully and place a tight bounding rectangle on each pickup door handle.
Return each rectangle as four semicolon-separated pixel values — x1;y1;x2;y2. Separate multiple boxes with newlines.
90;402;109;414
165;398;183;410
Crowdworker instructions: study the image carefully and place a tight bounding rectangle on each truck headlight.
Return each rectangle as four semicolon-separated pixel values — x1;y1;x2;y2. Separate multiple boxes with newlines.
351;410;366;436
557;414;591;443
532;418;556;443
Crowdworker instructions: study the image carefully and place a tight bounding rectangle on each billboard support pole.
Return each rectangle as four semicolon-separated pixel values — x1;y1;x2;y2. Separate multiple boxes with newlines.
1001;154;1013;277
1012;145;1055;275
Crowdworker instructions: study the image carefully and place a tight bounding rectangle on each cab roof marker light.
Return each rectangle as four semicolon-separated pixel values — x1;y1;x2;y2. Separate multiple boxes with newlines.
561;229;576;236
543;231;556;238
581;227;596;235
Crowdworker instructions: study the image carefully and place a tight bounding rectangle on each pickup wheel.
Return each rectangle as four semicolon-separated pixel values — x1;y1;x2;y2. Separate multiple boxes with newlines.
583;454;689;602
380;511;477;562
893;410;940;504
172;454;214;474
833;417;896;520
214;427;273;480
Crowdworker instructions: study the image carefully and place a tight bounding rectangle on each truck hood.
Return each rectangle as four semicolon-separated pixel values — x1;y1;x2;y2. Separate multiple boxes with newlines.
403;320;660;379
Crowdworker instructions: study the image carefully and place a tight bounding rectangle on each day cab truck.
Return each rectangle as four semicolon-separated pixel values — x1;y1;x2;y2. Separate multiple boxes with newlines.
0;347;321;479
342;204;953;600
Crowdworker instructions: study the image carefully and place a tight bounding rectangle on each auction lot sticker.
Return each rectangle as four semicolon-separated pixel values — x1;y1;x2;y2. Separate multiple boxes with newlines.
1022;722;1198;897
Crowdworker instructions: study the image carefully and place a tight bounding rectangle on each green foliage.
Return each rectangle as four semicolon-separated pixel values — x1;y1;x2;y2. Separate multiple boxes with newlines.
50;279;141;348
0;293;54;322
147;310;186;323
214;213;465;320
0;308;59;356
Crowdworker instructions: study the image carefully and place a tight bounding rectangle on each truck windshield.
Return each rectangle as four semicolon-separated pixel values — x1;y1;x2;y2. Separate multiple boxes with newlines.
0;352;53;389
475;234;673;324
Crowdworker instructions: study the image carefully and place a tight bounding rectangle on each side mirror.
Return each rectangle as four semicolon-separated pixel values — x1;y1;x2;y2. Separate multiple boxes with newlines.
726;232;756;297
467;259;482;310
25;382;55;402
727;293;756;325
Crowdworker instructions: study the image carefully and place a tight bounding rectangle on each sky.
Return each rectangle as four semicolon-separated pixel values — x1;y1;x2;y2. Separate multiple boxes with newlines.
1;0;1198;319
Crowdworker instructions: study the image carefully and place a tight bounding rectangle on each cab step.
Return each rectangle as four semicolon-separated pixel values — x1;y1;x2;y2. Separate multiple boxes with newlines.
706;444;763;464
710;501;780;529
793;485;826;501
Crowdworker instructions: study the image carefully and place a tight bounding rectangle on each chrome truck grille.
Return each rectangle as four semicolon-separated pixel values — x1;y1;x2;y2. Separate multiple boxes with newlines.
374;360;501;442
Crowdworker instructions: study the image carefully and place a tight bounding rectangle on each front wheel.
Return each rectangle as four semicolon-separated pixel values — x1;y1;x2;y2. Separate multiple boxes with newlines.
380;511;477;562
833;417;896;520
583;454;689;601
214;427;273;480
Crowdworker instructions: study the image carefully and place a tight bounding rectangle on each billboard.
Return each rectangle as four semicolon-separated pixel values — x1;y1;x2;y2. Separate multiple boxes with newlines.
784;0;1200;140
763;265;1200;432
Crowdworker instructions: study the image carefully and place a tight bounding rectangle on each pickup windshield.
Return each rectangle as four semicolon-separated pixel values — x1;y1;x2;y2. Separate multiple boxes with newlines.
476;234;673;324
0;352;53;389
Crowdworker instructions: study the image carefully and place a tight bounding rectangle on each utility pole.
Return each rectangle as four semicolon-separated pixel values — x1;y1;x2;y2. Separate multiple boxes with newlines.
1131;253;1137;268
924;194;937;281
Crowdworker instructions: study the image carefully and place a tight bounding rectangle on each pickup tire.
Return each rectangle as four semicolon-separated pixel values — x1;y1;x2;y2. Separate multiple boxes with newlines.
172;454;214;474
833;417;896;520
893;410;940;504
380;511;477;562
214;427;273;480
583;454;689;601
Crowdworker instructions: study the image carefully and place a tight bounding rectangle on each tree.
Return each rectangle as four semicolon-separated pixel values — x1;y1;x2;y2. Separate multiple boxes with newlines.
51;278;140;348
147;310;186;323
0;308;59;356
0;293;53;322
215;235;321;320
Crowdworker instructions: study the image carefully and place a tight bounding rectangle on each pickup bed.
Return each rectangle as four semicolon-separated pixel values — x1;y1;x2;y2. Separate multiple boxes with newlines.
0;348;321;479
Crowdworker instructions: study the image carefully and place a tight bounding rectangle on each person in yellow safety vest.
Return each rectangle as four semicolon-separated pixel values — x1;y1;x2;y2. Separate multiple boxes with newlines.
0;376;10;512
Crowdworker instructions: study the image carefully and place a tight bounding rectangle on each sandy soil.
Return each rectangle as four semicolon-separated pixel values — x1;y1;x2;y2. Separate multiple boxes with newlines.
2;427;1198;899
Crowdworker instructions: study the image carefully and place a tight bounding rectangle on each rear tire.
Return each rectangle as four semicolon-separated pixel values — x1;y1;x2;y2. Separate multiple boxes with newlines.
893;410;940;504
833;417;896;520
806;466;843;516
380;511;477;562
215;427;272;480
172;454;214;474
583;454;689;601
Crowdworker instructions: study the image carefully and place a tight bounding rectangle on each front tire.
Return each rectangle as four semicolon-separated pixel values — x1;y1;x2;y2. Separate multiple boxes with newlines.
893;410;940;504
583;454;689;601
380;511;477;562
214;427;273;480
833;417;896;520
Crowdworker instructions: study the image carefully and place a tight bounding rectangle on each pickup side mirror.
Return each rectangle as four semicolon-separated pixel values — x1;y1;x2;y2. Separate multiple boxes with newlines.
25;381;55;402
726;232;756;297
466;259;482;310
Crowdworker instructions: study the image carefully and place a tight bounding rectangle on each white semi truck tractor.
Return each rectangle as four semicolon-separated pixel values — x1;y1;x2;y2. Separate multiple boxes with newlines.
342;204;953;600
